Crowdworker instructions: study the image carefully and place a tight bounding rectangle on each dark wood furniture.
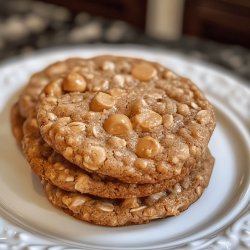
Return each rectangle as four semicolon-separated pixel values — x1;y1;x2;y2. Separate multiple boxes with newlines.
40;0;250;47
41;0;147;29
183;0;250;48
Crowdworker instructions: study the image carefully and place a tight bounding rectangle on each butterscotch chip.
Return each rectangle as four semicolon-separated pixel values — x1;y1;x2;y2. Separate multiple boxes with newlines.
136;136;161;158
132;62;156;81
43;152;214;226
130;98;148;115
44;78;63;97
62;72;87;92
90;92;115;112
32;55;215;184
104;114;133;135
133;110;162;131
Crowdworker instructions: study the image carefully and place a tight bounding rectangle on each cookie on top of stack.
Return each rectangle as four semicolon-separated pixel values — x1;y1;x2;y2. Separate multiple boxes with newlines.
11;55;216;226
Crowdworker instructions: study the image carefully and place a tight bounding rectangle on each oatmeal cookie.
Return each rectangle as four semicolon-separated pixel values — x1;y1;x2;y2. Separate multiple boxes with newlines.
43;151;214;226
37;56;216;183
23;115;202;198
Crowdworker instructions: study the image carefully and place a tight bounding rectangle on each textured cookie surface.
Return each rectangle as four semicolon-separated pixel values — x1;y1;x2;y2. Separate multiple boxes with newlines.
10;102;25;145
44;151;214;226
18;58;89;118
22;115;200;198
11;58;92;146
37;55;216;183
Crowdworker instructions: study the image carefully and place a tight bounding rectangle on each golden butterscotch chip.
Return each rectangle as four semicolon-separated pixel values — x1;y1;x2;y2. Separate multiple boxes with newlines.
132;63;156;81
62;72;86;92
43;78;63;97
104;114;133;135
136;136;161;158
130;98;147;115
90;92;115;111
133;110;162;131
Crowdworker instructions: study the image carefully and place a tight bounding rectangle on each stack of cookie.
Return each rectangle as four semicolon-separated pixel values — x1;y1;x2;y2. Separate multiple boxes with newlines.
11;55;216;226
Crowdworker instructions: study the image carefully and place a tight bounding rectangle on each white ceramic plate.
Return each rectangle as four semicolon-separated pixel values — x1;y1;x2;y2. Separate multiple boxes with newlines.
0;45;250;250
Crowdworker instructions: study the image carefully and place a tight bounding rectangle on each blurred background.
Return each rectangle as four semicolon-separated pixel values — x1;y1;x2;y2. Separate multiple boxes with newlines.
0;0;250;81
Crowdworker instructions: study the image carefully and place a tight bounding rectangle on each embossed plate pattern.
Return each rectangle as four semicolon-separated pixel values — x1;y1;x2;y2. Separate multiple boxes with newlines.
0;45;249;250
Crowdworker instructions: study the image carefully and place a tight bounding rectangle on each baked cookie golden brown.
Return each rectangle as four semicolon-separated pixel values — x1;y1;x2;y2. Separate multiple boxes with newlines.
22;115;205;199
37;56;216;183
43;151;214;226
10;54;216;227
